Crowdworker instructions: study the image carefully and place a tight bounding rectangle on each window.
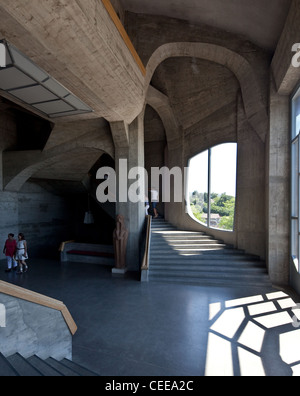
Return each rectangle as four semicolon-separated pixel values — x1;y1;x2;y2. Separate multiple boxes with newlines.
188;143;237;231
291;87;300;272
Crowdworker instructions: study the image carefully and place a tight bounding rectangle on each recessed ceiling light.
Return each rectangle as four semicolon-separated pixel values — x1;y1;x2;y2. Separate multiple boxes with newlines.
0;39;93;118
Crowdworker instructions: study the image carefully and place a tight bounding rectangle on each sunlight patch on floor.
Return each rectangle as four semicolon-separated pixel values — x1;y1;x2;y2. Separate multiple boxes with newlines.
205;291;300;376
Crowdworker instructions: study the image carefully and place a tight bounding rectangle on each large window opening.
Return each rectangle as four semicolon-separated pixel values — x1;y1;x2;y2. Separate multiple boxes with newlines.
291;87;300;272
188;143;237;231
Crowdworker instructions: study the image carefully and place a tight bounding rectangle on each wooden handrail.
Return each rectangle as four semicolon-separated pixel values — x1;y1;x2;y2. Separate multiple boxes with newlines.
141;215;152;271
101;0;146;76
59;240;75;252
0;281;77;335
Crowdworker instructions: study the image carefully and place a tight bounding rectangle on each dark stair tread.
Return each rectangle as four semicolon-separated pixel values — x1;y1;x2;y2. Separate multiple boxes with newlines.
27;355;64;376
7;353;43;377
61;358;99;376
45;357;81;376
0;353;19;376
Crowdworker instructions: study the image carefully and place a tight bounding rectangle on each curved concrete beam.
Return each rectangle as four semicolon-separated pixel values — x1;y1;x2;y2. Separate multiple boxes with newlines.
146;85;181;150
3;130;114;192
145;42;268;142
0;0;145;124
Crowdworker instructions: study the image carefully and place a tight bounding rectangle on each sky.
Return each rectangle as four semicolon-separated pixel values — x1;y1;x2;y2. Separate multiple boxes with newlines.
188;143;237;197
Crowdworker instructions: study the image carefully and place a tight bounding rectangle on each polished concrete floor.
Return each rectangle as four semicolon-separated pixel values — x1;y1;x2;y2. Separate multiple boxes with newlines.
1;258;300;376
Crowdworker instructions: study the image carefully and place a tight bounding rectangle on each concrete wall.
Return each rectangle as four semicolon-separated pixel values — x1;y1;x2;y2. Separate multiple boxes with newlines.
0;109;76;258
270;0;300;289
0;182;75;259
0;293;72;360
144;40;268;258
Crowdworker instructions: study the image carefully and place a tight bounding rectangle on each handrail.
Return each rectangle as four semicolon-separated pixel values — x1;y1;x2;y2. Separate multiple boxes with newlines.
59;240;75;252
0;281;77;335
141;215;152;271
101;0;146;76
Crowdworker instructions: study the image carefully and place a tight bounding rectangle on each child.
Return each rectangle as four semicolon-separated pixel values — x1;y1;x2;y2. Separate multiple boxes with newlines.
3;234;17;273
16;233;28;274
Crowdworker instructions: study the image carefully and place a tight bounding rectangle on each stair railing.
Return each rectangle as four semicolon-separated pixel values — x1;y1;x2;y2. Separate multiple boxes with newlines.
0;281;77;335
141;215;152;281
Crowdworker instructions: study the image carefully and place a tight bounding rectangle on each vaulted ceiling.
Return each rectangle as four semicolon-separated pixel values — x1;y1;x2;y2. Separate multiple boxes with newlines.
120;0;291;52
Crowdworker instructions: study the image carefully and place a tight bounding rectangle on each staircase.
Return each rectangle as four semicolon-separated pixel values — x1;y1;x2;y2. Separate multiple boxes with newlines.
0;353;99;376
149;219;272;288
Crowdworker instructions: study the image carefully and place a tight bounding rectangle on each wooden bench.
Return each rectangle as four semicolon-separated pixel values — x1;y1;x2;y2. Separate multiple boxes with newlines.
60;242;115;266
67;250;114;259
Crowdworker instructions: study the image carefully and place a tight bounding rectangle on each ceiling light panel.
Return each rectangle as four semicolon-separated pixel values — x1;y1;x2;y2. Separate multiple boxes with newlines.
0;39;93;118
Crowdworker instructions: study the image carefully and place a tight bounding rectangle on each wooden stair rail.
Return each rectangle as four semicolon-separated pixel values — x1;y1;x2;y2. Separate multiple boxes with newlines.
0;281;77;336
101;0;146;76
141;215;152;271
59;240;75;253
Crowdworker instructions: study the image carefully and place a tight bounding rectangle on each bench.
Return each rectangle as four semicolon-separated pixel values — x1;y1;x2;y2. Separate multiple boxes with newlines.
67;250;114;259
60;242;115;266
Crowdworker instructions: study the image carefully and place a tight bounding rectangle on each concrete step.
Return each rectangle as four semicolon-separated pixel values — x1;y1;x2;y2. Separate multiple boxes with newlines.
150;248;245;256
148;273;272;288
152;231;206;237
151;244;228;251
148;219;271;287
27;356;64;376
7;354;43;376
60;359;99;376
149;261;267;271
0;354;100;376
45;358;81;376
150;253;260;262
0;353;19;376
152;240;224;246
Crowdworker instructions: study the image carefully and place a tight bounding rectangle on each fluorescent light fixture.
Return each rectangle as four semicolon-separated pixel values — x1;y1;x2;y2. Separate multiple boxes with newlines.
0;39;93;118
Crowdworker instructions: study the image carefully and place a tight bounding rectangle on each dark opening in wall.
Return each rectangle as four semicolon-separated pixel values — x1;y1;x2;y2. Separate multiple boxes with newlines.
14;109;53;151
0;96;53;151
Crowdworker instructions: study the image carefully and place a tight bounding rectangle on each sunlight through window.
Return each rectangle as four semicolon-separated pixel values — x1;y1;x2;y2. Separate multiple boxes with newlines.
205;333;234;376
280;330;300;365
188;143;237;231
238;348;265;376
238;322;265;353
206;292;300;376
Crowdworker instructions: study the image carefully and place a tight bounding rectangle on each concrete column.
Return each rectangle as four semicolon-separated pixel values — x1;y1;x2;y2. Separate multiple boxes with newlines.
267;78;290;286
112;113;146;272
164;138;186;228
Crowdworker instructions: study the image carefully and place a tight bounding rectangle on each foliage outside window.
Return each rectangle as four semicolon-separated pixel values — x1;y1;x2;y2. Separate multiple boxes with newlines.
188;143;237;231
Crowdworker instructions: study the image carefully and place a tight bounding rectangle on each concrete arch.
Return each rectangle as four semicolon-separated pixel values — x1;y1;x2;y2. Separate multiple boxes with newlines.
3;137;114;192
146;85;181;149
145;42;268;142
3;147;105;192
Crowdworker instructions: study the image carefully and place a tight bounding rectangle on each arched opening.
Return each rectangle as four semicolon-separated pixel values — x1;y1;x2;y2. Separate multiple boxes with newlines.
188;143;237;231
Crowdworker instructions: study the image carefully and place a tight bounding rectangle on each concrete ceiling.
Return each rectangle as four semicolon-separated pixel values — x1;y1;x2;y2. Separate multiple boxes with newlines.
120;0;292;51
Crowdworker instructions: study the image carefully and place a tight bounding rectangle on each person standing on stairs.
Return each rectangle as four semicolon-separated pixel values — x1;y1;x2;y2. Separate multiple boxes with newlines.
16;233;29;274
150;187;159;219
145;194;150;216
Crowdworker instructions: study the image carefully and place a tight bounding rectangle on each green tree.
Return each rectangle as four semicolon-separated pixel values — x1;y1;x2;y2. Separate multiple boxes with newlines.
190;190;236;231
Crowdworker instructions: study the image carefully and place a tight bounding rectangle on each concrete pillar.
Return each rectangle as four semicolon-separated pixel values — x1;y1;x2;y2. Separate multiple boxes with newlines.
267;78;290;286
112;113;146;272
